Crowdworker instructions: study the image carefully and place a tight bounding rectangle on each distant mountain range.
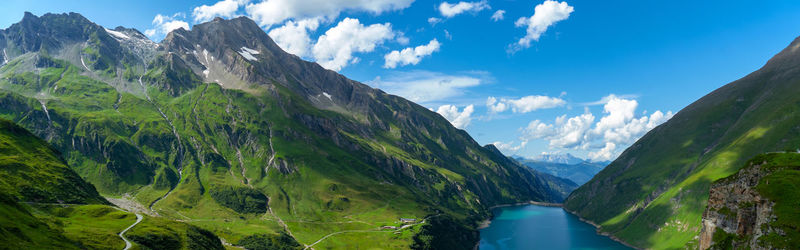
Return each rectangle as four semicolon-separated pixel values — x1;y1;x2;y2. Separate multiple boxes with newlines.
0;12;575;249
514;154;607;185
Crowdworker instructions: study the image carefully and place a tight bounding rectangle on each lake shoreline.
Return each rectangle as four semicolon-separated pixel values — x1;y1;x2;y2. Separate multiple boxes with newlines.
562;207;642;250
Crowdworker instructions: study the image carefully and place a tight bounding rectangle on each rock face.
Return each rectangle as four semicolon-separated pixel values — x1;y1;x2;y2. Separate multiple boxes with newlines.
698;152;800;249
698;163;775;249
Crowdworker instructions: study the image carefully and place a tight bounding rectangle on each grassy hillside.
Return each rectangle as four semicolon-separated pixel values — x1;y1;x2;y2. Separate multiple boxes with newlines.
0;117;222;249
0;118;106;204
565;36;800;248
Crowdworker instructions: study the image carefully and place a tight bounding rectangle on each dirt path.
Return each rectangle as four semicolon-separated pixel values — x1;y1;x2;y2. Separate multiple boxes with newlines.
119;213;143;250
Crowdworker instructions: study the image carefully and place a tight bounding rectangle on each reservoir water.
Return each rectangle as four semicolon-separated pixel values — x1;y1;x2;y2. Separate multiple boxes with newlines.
479;205;631;250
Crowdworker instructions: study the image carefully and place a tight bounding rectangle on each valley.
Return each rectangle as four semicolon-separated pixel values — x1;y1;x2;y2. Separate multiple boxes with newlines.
0;12;575;249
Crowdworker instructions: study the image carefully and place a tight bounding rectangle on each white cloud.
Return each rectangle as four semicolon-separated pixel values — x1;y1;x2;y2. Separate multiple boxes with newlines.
428;17;442;25
368;70;486;104
511;0;573;52
547;112;595;148
519;94;674;162
491;10;505;21
590;95;673;147
312;18;395;71
192;0;249;22
487;95;566;113
492;140;527;152
268;18;320;57
245;0;414;27
486;97;508;113
384;39;441;69
588;142;616;162
439;1;490;18
436;104;474;129
145;14;190;39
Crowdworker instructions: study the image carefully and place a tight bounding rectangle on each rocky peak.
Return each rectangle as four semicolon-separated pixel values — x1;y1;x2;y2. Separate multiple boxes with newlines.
2;12;105;54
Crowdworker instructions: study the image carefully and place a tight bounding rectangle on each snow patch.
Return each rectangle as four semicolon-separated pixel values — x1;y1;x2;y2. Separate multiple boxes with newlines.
322;92;332;100
238;47;259;61
203;69;210;77
203;49;209;63
40;100;51;122
241;47;260;55
105;28;130;40
2;49;8;65
80;55;91;71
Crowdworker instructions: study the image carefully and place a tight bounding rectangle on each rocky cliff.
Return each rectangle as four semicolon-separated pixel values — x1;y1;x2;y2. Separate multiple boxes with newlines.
699;153;800;249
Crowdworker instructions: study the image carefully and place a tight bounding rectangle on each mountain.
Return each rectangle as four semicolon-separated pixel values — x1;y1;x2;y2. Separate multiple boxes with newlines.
531;152;585;165
564;35;800;248
0;12;575;248
0;118;223;249
515;156;605;185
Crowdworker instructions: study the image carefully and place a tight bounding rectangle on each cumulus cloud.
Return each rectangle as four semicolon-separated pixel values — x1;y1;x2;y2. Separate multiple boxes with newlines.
145;14;190;40
491;140;527;152
510;0;573;52
245;0;414;27
192;0;249;22
368;70;486;104
436;104;475;129
268;18;320;57
587;142;616;162
520;95;673;162
491;10;505;21
312;18;395;71
439;1;490;18
487;95;566;113
384;39;441;69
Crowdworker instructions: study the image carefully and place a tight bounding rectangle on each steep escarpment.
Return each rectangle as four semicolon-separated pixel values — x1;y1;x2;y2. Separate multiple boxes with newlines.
699;153;800;249
565;35;800;248
0;12;575;248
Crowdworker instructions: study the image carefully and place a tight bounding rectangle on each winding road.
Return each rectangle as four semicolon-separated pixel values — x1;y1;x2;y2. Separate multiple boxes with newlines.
119;213;143;250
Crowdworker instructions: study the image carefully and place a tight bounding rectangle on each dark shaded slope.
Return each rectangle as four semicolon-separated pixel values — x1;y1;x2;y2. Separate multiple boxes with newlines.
0;118;106;204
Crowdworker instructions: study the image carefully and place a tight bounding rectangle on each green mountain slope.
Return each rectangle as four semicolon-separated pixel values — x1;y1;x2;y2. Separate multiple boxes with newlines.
0;118;223;249
564;36;800;248
0;118;106;204
0;12;576;248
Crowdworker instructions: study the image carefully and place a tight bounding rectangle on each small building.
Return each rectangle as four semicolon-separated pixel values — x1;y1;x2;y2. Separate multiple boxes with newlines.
400;218;416;223
381;226;397;230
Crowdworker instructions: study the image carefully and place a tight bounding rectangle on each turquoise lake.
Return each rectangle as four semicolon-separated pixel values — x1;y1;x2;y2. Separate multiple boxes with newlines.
479;205;631;250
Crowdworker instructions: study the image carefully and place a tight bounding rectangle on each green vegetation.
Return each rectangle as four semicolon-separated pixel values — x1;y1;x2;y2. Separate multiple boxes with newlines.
236;232;302;250
127;216;224;250
0;118;106;204
710;228;737;250
0;193;78;249
753;153;800;248
209;185;268;213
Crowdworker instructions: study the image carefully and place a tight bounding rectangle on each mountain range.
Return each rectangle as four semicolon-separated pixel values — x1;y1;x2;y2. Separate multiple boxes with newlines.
514;155;606;185
0;12;576;249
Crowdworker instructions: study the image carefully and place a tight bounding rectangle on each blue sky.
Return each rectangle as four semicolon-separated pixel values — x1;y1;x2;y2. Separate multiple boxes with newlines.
4;0;800;161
